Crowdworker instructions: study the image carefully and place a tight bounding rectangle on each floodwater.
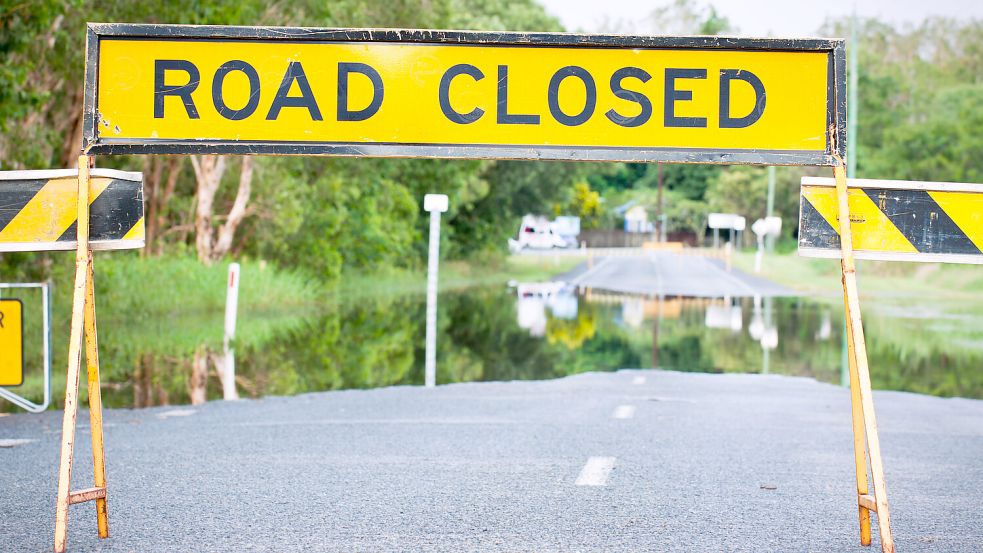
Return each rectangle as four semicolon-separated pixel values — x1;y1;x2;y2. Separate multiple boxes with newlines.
4;281;983;411
123;283;983;407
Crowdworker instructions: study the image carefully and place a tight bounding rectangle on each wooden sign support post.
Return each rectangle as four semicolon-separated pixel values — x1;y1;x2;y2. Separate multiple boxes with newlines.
53;155;110;553
832;163;894;553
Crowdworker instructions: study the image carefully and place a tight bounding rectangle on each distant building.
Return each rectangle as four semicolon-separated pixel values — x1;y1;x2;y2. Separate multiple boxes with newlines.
614;201;653;233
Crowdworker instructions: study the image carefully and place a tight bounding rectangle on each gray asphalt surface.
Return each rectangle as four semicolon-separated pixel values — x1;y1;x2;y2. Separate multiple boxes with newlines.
557;252;792;297
1;370;981;552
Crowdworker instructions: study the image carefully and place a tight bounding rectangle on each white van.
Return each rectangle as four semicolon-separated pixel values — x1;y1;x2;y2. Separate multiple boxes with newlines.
508;215;575;252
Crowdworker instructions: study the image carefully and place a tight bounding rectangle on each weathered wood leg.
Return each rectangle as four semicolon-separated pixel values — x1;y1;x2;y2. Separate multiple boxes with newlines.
833;164;894;553
54;156;93;553
843;294;872;545
84;252;109;538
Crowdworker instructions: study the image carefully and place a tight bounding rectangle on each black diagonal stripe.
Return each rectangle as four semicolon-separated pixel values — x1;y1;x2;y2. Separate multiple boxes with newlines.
864;188;981;255
0;179;47;232
59;178;144;242
798;194;841;250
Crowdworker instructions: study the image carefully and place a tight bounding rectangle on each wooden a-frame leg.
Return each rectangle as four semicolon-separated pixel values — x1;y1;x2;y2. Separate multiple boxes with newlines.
844;295;872;546
54;157;93;553
833;164;894;553
84;251;109;538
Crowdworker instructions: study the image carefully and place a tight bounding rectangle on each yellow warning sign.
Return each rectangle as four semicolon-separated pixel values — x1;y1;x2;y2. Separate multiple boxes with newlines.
84;25;845;166
0;298;23;386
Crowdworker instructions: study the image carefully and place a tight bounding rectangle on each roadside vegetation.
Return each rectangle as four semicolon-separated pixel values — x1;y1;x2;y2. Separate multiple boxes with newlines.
1;1;981;408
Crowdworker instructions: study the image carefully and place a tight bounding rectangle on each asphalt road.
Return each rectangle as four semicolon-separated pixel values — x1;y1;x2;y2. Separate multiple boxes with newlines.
2;370;981;552
558;252;791;297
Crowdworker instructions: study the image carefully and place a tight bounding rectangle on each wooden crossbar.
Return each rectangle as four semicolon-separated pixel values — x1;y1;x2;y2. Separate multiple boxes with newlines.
69;487;107;505
858;494;878;513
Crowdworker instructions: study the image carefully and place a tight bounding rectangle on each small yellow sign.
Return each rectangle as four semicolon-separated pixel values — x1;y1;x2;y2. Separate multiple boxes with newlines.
0;298;23;386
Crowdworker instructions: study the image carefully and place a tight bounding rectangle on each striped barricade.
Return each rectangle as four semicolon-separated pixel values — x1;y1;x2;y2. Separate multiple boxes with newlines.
798;176;982;264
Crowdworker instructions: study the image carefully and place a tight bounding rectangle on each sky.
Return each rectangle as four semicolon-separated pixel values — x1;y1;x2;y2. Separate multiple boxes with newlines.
537;0;983;37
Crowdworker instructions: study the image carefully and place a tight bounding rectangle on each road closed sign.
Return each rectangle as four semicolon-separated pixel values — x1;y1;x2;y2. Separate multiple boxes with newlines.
84;25;845;165
0;298;23;386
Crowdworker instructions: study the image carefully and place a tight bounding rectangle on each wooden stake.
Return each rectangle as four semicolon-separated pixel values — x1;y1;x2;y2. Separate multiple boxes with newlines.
54;155;109;552
844;292;872;545
84;251;109;537
833;164;894;553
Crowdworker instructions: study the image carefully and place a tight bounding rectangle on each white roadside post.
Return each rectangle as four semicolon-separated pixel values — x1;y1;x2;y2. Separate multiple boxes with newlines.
751;217;782;273
223;263;240;400
423;194;449;388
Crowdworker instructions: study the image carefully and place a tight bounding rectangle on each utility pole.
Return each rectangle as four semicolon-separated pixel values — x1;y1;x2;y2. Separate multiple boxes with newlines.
656;163;664;241
765;166;776;252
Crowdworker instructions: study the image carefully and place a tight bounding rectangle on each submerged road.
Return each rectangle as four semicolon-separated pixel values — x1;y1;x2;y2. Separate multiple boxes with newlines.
558;252;791;297
1;370;981;552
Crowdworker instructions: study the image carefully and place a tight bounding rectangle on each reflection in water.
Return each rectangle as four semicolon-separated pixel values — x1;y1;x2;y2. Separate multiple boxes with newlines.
515;282;576;337
23;282;981;411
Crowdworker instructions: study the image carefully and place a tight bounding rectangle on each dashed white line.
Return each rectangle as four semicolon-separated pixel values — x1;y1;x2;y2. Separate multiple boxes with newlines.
575;456;617;486
612;405;636;419
631;375;646;385
567;256;613;287
0;439;35;448
158;409;196;419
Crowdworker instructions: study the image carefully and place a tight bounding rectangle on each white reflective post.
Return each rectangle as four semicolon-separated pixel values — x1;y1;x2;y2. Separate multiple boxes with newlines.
223;263;240;400
423;194;448;388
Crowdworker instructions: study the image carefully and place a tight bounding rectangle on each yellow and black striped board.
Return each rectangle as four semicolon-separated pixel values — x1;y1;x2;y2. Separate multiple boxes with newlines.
0;169;144;253
798;176;983;264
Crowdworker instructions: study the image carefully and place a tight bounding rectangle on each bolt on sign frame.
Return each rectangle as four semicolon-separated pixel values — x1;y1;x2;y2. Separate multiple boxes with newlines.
72;22;893;552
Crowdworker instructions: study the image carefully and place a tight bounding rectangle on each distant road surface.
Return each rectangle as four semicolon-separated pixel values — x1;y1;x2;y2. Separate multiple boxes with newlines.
2;370;981;551
556;251;792;297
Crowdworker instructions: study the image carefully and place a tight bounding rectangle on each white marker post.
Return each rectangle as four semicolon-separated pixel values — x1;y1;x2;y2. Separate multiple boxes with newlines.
223;263;240;400
423;194;448;388
751;217;782;273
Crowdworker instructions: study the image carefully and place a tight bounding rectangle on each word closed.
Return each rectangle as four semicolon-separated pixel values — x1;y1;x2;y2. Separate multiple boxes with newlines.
85;25;845;165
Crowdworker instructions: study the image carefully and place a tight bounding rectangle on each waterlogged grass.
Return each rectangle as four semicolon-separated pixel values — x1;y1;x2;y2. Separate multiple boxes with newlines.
733;251;983;300
94;254;322;354
732;250;983;397
2;253;323;412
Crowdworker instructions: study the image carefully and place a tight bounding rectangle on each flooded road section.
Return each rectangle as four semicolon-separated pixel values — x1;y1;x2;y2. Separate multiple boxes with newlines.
117;280;983;407
4;254;982;411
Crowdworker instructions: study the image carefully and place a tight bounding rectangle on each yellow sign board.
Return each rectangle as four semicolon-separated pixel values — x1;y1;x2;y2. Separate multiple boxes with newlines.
84;25;845;165
0;298;23;386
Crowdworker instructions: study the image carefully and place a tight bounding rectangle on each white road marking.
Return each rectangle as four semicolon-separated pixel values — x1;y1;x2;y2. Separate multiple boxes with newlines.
567;256;613;286
612;405;636;419
575;456;617;486
158;409;196;419
648;396;697;404
0;439;35;448
632;375;646;385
